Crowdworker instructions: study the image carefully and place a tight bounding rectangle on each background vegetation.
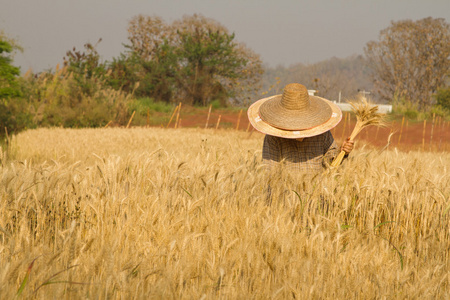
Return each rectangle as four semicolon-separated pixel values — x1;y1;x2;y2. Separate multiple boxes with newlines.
365;17;450;110
262;55;373;102
0;16;449;139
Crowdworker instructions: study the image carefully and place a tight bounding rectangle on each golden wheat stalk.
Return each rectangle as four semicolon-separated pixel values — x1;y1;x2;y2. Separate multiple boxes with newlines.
331;97;386;167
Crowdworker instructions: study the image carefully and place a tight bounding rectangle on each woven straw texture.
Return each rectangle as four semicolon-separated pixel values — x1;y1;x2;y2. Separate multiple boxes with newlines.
247;85;342;139
259;83;332;130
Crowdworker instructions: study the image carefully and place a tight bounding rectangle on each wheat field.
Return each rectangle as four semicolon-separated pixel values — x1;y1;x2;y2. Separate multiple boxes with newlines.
0;127;449;299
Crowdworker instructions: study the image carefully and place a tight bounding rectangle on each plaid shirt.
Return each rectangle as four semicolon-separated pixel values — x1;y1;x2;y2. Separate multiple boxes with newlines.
262;131;340;174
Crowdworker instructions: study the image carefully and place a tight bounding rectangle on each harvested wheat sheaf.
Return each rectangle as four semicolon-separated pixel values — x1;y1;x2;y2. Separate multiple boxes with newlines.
0;127;449;299
331;96;387;167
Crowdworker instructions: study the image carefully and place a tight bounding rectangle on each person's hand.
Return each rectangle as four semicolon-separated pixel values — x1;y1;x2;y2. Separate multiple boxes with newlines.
341;138;354;154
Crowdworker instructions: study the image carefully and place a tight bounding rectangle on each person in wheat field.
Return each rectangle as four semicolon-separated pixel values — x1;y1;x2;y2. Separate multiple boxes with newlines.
248;83;354;175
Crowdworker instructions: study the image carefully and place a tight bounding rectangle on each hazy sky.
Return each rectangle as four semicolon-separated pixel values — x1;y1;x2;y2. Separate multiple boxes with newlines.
1;0;449;73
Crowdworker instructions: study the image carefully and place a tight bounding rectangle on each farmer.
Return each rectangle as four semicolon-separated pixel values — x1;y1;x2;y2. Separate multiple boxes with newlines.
248;83;353;174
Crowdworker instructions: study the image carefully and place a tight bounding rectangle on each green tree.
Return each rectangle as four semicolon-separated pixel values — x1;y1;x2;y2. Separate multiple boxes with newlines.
139;41;178;102
0;34;33;137
63;39;107;96
125;14;263;106
0;39;21;98
364;17;450;110
435;87;450;111
175;21;247;105
107;53;139;93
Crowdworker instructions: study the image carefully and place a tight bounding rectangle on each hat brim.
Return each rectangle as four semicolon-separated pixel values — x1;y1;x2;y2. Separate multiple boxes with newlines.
247;95;342;139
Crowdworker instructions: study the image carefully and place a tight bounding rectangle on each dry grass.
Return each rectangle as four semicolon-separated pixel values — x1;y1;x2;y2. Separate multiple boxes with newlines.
1;127;449;299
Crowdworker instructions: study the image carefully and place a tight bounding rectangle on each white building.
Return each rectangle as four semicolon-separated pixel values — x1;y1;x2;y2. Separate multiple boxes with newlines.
333;102;392;114
308;90;392;114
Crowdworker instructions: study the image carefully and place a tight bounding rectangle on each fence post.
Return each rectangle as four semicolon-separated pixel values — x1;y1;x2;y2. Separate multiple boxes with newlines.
205;105;212;129
398;116;405;145
166;105;179;128
215;115;221;130
174;103;182;129
236;109;242;130
126;111;136;128
429;113;435;151
422;119;427;151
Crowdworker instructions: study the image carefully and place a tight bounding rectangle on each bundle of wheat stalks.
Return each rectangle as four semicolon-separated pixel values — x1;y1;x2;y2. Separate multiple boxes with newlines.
331;97;386;167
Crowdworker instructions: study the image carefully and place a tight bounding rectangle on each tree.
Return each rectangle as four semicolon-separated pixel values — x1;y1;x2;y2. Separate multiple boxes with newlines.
64;39;105;78
63;39;108;96
0;33;33;137
435;86;450;111
0;38;21;99
108;41;178;102
107;53;142;94
364;17;450;110
125;14;263;106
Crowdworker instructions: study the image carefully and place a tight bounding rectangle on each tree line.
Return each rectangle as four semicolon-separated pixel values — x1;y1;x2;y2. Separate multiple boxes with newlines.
64;14;263;107
0;16;449;137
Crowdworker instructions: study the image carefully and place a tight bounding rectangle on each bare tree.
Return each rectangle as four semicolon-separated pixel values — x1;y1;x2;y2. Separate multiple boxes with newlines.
127;15;174;61
364;17;450;110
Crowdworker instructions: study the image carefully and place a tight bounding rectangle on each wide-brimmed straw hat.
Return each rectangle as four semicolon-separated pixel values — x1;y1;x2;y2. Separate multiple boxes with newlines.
247;83;342;139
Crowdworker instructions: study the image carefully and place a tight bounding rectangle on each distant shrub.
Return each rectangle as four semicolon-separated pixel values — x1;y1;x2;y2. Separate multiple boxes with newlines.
392;96;420;120
211;99;222;109
128;97;173;114
428;104;449;119
435;87;450;111
126;97;176;126
21;66;131;128
403;109;419;119
0;97;35;137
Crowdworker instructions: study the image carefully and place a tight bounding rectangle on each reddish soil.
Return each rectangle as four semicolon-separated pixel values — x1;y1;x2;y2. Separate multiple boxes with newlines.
169;107;450;152
331;117;450;152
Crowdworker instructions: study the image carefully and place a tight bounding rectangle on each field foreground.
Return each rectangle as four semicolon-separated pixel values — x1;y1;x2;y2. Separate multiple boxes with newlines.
1;127;449;299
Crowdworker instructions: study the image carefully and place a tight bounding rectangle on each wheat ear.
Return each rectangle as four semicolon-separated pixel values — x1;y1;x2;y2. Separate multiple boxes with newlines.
331;97;386;167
